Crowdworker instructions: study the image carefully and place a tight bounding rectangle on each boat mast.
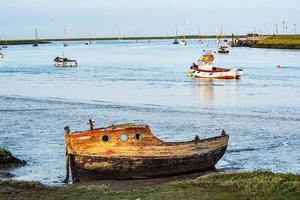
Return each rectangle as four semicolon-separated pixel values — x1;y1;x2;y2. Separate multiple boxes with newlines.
183;17;186;40
134;30;138;43
89;31;91;44
35;28;38;44
63;28;68;46
175;23;178;38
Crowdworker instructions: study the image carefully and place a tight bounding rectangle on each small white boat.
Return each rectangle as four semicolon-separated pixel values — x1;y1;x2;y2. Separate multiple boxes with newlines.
181;18;187;46
54;56;77;67
218;45;229;54
0;52;3;59
189;51;243;79
180;39;187;46
62;28;69;47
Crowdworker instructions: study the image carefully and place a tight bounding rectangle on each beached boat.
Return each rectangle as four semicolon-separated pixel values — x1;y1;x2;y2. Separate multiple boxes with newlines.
64;121;229;182
54;56;77;67
189;51;243;79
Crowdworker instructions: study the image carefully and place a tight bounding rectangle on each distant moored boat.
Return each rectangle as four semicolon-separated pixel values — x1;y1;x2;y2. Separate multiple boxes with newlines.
54;55;77;67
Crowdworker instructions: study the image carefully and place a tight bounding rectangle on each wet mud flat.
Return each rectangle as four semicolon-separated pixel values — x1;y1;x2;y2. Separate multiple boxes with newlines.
75;169;218;191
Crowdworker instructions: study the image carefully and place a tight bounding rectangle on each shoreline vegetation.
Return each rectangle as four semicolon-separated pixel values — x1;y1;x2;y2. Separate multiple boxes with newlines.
0;171;299;200
2;34;300;50
252;35;300;49
1;34;244;45
234;35;300;49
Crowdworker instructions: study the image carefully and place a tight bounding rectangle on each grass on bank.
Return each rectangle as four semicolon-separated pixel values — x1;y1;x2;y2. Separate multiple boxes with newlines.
253;35;300;49
0;171;299;200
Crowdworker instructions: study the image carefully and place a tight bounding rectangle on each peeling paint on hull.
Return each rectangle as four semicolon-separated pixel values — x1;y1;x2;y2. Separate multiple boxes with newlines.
73;146;227;179
64;123;229;181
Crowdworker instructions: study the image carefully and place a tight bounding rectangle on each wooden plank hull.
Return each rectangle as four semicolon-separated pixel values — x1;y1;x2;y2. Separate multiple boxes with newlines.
64;123;229;181
72;145;227;179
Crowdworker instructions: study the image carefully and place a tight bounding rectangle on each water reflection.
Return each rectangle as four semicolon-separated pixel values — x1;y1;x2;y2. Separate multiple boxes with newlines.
192;78;238;106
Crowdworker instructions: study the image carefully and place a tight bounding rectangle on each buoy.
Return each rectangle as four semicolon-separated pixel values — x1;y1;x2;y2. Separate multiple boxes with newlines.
187;71;193;77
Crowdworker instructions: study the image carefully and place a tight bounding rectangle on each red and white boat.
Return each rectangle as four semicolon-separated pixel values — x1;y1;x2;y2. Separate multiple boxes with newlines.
189;52;243;79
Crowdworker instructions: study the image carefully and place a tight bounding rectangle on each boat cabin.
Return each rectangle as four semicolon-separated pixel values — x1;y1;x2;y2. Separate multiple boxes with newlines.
196;52;215;70
65;123;166;156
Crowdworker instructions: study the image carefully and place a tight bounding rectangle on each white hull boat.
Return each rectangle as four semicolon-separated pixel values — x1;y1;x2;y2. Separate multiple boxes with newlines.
189;52;243;79
54;56;77;67
192;67;243;79
180;40;187;46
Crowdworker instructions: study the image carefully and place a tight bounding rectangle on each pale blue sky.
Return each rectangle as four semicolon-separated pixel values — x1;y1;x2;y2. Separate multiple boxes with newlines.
0;0;298;39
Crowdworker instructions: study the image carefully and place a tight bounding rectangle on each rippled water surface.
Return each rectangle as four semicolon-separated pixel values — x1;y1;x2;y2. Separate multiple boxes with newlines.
0;40;300;184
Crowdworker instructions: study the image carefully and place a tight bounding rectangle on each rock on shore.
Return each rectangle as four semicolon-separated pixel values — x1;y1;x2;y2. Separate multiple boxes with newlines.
0;147;26;168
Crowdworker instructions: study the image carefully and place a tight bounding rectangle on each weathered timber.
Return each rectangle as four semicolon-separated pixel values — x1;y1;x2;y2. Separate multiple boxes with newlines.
64;122;229;181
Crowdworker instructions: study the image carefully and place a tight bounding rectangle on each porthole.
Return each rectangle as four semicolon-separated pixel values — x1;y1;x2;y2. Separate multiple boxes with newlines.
134;132;142;141
120;134;128;142
102;135;109;142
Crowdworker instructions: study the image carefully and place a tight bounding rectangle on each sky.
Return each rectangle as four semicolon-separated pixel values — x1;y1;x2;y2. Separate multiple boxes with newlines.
0;0;299;40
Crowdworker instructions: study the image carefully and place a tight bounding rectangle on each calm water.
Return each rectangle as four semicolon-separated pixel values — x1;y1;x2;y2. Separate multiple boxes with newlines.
0;40;300;184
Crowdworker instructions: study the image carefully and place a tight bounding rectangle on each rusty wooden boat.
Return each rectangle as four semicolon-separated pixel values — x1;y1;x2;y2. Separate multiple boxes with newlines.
64;120;229;182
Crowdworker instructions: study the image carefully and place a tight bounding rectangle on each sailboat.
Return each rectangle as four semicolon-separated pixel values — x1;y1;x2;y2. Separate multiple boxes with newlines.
217;26;230;54
3;40;8;48
180;18;187;45
173;23;179;44
33;28;38;47
0;37;3;58
62;28;68;47
216;26;222;43
198;29;203;44
85;32;93;45
1;36;8;48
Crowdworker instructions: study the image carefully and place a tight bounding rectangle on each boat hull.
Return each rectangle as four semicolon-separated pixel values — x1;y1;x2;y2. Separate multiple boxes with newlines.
192;68;243;79
71;145;227;179
54;62;77;67
64;123;229;181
